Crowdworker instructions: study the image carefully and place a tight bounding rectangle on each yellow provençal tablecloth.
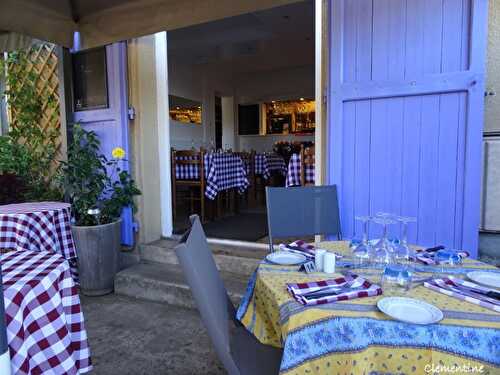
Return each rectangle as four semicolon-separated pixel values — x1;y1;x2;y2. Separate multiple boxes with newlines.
236;241;500;375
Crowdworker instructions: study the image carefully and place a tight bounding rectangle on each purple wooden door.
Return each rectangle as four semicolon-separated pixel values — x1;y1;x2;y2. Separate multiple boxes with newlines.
73;42;135;246
328;0;488;256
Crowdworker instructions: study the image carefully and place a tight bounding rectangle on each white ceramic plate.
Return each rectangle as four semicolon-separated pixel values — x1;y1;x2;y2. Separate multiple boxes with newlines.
467;271;500;290
377;297;443;325
266;251;306;265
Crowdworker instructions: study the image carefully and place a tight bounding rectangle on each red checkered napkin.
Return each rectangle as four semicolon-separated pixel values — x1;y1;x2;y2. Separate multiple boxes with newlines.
424;277;500;313
287;275;382;306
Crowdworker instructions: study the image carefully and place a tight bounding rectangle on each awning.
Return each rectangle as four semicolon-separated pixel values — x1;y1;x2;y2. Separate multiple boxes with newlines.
0;0;301;50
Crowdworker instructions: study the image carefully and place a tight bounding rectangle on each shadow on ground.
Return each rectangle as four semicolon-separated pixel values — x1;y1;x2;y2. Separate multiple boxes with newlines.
81;294;225;375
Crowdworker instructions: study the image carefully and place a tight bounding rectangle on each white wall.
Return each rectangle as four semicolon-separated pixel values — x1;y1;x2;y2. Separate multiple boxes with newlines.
239;134;314;152
167;62;205;149
168;57;314;152
168;58;236;149
235;65;315;151
128;35;163;243
221;96;236;149
485;0;500;133
236;65;314;104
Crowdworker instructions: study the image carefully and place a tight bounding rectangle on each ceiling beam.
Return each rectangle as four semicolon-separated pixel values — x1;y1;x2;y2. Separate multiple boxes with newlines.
78;0;304;49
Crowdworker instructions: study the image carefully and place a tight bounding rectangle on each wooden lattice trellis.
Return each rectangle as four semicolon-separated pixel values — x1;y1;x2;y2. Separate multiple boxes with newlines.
5;42;62;155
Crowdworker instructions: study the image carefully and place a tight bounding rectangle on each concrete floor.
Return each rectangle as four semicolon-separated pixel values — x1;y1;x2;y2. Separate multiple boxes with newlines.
80;294;225;375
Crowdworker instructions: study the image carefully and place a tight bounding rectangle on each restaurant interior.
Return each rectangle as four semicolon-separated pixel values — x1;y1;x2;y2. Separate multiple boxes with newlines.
168;0;316;241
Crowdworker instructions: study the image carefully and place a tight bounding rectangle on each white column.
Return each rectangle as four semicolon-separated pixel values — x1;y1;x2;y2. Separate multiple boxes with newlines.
155;32;173;237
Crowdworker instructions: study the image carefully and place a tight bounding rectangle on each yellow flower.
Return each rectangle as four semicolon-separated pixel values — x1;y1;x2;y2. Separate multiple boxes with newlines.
112;147;126;159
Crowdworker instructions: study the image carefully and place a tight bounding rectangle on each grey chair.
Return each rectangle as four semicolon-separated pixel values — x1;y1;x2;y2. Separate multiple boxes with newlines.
175;215;283;375
266;185;342;252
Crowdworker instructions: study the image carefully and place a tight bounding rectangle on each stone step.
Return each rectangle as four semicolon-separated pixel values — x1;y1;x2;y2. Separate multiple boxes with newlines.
114;261;248;309
140;238;268;278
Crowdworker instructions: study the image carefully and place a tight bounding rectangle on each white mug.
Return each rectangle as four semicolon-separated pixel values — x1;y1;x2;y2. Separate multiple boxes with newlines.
323;252;336;274
314;249;326;271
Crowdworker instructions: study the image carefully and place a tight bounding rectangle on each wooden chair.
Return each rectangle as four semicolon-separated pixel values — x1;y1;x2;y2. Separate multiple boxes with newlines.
300;145;315;186
171;148;206;222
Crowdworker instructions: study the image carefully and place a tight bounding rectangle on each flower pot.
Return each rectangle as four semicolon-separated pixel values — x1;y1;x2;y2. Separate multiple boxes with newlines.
72;220;121;296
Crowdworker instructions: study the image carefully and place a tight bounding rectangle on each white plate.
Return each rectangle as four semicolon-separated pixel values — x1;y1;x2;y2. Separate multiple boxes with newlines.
266;251;306;265
467;271;500;290
377;297;443;325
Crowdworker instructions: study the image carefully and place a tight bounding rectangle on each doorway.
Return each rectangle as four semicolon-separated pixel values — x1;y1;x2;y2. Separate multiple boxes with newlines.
166;0;318;242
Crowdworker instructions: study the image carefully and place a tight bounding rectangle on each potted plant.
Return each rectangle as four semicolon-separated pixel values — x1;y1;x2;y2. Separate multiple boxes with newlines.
61;124;141;296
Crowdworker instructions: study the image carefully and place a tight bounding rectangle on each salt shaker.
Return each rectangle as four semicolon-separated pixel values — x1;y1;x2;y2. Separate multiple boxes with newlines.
314;249;326;272
323;252;336;274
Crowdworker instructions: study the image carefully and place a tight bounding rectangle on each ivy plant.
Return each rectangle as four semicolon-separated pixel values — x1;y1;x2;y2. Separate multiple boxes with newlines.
0;48;62;201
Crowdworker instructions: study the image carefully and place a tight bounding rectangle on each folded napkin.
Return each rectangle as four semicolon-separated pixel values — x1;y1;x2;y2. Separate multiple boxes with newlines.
424;277;500;313
414;246;470;265
287;274;382;306
279;240;343;260
279;240;315;259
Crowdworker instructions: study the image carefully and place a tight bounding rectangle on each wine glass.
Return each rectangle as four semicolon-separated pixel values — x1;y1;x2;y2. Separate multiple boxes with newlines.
352;216;372;266
372;214;397;265
394;216;417;264
435;249;462;277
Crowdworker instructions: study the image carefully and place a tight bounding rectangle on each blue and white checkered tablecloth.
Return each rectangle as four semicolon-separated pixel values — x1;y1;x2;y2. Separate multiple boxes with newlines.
286;153;315;187
174;152;249;200
254;153;287;180
175;154;211;180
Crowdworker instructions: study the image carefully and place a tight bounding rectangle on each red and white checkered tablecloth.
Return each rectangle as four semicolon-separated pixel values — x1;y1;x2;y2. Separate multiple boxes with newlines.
2;250;92;374
0;202;79;282
285;153;315;187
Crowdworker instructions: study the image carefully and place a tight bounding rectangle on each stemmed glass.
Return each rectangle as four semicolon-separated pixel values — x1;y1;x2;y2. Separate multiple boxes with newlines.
352;216;372;266
435;249;462;277
372;213;397;265
393;216;417;264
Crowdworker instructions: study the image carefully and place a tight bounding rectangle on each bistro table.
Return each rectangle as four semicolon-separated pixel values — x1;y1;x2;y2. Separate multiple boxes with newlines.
254;153;287;180
0;202;79;282
2;250;92;374
175;152;249;200
237;241;500;374
286;153;314;187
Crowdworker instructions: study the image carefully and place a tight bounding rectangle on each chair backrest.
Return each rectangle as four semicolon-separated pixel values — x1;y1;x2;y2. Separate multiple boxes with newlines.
174;215;240;374
266;185;341;252
300;145;315;186
171;148;206;183
235;151;254;179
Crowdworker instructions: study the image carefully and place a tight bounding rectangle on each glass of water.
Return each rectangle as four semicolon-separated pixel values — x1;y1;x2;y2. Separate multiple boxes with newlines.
381;264;413;294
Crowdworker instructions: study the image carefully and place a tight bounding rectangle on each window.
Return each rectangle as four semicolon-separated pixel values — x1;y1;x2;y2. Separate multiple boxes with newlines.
72;47;108;111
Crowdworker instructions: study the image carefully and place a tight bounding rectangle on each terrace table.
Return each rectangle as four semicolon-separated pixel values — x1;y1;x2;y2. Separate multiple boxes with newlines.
254;153;287;180
0;202;79;282
2;250;92;374
285;153;314;187
175;152;249;200
237;241;500;374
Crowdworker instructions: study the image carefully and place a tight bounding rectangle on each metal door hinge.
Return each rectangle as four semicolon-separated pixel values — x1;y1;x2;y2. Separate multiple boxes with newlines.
128;106;136;120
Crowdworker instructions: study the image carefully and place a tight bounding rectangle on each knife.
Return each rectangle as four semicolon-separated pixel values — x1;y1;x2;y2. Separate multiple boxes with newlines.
453;283;500;301
304;286;368;299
